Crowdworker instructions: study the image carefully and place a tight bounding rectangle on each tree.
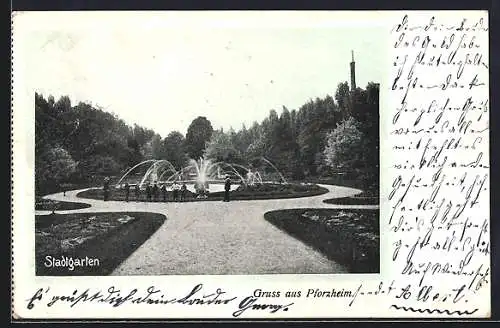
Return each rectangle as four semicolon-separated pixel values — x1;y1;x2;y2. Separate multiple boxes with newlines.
335;81;350;117
323;117;364;171
36;146;77;191
54;95;71;113
141;141;154;160
161;131;188;169
297;120;324;175
231;124;253;157
126;137;143;166
132;125;155;148
184;116;214;159
150;134;163;159
204;130;243;163
77;155;121;177
279;107;292;139
366;82;380;106
35;92;54;154
35;93;163;194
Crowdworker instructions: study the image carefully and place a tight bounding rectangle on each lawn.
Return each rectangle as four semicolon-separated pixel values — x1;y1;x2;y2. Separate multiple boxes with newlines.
323;191;379;205
303;173;379;200
76;183;328;202
35;211;165;275
264;208;379;273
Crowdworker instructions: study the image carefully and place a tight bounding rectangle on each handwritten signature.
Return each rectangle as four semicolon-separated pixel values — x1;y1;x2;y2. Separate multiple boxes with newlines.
26;284;294;317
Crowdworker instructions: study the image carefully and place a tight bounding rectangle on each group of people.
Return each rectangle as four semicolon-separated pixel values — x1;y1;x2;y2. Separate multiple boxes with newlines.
103;176;232;203
121;181;187;202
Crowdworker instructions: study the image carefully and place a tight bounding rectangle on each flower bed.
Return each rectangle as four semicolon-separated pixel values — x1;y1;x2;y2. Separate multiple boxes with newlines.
264;208;379;273
76;183;328;202
35;212;165;275
35;198;91;211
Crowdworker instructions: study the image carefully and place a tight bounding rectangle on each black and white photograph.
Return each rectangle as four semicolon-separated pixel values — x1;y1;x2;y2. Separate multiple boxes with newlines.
32;15;382;277
12;10;492;319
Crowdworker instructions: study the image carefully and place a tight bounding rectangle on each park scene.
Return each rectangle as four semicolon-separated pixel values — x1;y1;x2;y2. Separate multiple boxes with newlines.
34;27;380;276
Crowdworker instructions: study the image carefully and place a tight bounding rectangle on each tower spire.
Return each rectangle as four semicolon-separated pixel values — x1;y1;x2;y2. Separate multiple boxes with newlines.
351;50;354;62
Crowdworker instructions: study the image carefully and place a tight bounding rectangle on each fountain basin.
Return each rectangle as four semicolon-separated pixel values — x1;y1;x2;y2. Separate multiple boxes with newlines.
77;182;328;202
115;182;240;193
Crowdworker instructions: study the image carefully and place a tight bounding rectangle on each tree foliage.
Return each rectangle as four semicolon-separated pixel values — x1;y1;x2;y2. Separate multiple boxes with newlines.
35;80;379;194
335;81;350;114
35;93;159;193
184;116;214;160
36;146;76;190
323;117;364;169
160;131;188;169
77;155;121;177
204;130;243;163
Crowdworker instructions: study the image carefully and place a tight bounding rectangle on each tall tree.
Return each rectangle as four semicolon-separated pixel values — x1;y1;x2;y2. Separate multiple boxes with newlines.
204;130;243;163
323;117;364;170
35;93;163;193
335;81;351;117
231;124;253;158
184;116;214;160
161;131;188;169
36;146;76;192
150;134;163;159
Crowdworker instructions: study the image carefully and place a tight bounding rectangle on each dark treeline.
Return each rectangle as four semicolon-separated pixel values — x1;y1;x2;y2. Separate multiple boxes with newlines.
36;94;159;194
35;81;378;195
204;81;379;191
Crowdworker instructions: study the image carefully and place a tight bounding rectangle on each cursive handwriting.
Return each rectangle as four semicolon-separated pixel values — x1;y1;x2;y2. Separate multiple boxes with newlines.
387;12;489;317
232;295;294;317
25;284;295;317
27;284;237;309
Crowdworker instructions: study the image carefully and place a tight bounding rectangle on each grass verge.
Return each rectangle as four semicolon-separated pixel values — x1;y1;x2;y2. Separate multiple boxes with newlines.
35;198;91;211
323;191;379;205
264;208;379;273
35;211;165;276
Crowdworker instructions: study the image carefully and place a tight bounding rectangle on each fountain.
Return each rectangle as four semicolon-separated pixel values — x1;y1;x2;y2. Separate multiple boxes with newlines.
78;155;325;202
140;160;177;186
246;170;262;186
259;157;287;184
114;159;157;187
115;156;287;193
115;159;178;189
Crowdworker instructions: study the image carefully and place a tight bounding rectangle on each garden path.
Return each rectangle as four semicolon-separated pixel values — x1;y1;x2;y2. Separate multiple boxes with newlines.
38;185;378;275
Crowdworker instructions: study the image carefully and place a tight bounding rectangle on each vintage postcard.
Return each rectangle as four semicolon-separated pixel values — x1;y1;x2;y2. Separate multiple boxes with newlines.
11;10;490;319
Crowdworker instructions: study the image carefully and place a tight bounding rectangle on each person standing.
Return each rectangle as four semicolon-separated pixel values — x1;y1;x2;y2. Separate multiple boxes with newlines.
134;184;140;200
124;183;130;202
161;184;167;202
146;183;152;202
172;181;180;202
153;183;159;202
180;182;187;202
224;176;231;202
103;177;110;201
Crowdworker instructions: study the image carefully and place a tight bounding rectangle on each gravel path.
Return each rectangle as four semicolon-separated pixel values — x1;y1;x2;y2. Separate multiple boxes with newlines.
38;185;378;275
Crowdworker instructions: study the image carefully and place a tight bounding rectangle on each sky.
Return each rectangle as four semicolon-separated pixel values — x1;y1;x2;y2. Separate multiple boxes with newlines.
23;12;386;138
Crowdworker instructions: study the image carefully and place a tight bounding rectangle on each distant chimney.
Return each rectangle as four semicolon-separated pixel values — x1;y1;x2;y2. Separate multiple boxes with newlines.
350;51;356;91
